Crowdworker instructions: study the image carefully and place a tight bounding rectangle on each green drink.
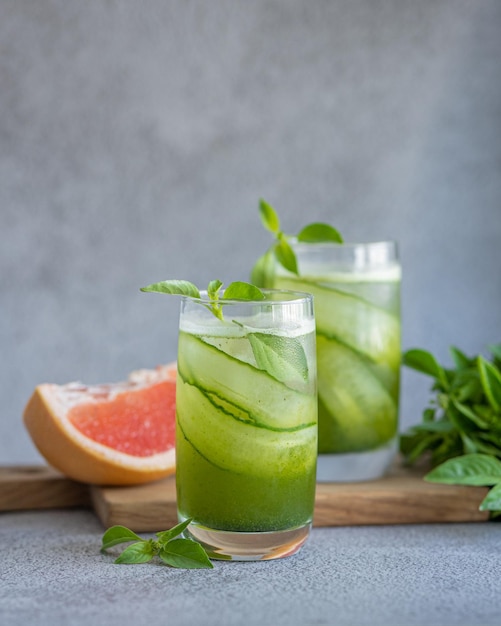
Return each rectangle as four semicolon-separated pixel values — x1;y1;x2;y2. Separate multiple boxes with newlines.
175;290;317;560
271;241;401;481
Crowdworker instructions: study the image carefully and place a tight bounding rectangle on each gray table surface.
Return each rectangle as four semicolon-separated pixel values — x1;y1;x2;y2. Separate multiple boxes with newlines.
1;509;499;626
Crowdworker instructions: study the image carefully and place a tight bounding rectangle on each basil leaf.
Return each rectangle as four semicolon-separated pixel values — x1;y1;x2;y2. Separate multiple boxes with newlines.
140;280;201;298
400;432;442;464
488;344;501;362
452;399;490;429
488;344;501;371
222;282;264;301
477;356;501;411
403;349;448;388
159;539;214;569
250;249;276;288
274;238;298;275
446;402;476;434
115;541;156;564
467;435;501;457
479;482;501;511
297;222;343;243
156;518;192;545
460;432;481;454
410;420;454;433
398;345;500;466
259;199;281;233
207;280;223;301
101;525;144;551
449;346;473;369
455;377;483;403
253;200;344;285
422;407;436;422
431;435;464;467
248;332;309;385
425;453;501;486
101;521;213;569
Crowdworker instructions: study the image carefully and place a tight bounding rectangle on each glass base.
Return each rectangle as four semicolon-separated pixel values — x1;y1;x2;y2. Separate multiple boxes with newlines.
181;520;312;561
316;438;398;482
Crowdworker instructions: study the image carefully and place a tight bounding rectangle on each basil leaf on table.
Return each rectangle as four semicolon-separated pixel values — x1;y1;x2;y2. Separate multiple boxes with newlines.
101;520;213;570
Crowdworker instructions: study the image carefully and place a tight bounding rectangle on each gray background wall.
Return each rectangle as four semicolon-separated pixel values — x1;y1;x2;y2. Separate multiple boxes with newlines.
1;0;500;464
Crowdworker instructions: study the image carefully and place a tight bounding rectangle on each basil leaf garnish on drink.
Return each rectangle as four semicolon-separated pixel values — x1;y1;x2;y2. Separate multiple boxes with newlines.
247;332;309;385
297;222;343;243
259;198;281;233
252;198;344;286
101;520;213;569
140;279;201;298
222;281;264;302
207;279;223;301
274;236;298;275
140;279;264;321
250;249;277;288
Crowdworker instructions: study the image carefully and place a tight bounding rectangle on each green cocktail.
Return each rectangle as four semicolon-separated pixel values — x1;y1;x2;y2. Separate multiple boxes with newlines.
271;241;401;481
175;290;317;560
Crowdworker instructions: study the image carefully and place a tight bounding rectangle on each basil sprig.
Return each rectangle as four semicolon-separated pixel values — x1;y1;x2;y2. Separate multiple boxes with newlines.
403;344;501;514
400;344;501;468
140;279;264;321
251;199;343;287
101;519;213;569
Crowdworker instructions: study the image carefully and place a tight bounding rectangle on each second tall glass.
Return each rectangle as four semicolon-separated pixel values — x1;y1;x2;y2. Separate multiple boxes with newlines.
271;240;401;482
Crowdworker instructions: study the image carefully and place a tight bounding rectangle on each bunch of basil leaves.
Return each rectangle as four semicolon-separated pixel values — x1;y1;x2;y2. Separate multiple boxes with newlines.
401;344;501;514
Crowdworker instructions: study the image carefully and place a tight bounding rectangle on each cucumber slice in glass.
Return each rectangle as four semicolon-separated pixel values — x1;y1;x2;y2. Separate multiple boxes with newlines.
273;276;400;368
176;379;317;477
178;331;315;431
316;335;398;453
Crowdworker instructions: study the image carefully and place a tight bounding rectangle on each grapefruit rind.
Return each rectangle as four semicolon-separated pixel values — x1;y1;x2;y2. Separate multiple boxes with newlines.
23;365;177;486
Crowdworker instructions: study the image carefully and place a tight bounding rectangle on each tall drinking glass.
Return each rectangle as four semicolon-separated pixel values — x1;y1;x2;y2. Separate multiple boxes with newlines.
175;290;317;560
271;241;401;482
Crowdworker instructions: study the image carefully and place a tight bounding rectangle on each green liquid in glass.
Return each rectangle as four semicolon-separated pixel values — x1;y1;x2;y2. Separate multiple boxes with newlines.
175;326;317;533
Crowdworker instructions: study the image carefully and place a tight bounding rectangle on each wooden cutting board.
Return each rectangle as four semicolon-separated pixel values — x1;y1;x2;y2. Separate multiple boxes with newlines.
0;466;90;511
0;463;489;531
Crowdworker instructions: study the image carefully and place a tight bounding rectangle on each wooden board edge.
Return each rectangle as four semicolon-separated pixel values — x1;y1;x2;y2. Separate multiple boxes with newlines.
313;481;490;526
0;465;90;511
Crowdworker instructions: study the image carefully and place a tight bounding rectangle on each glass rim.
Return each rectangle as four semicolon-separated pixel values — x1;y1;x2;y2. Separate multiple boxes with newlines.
181;288;314;307
289;238;398;251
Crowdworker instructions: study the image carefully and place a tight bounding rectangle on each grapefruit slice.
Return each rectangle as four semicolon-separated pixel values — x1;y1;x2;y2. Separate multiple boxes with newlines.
23;364;177;486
